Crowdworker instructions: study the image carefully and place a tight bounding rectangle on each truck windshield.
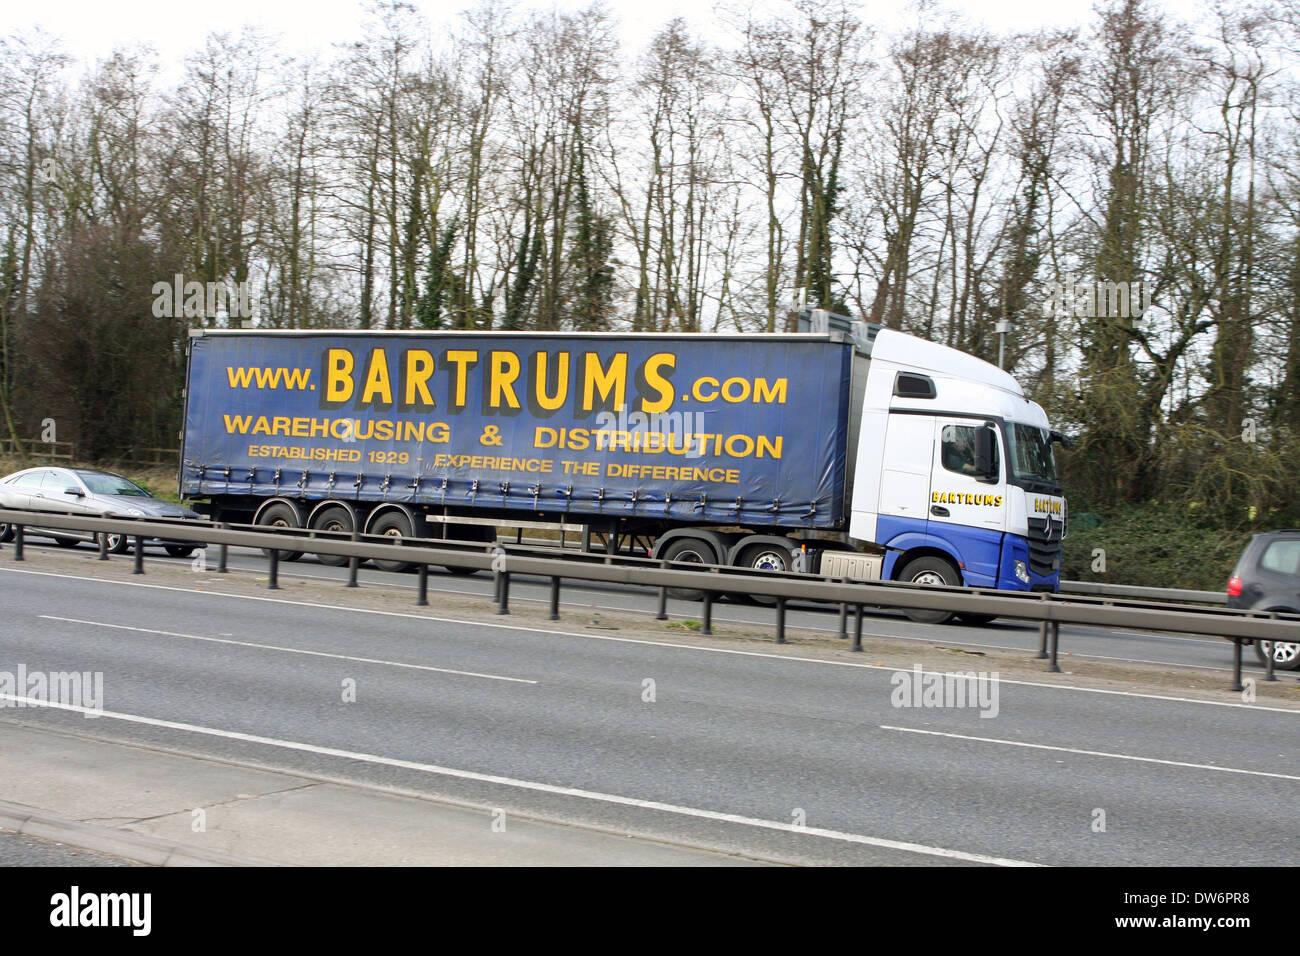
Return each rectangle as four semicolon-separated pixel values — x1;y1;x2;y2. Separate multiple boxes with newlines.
1005;424;1057;484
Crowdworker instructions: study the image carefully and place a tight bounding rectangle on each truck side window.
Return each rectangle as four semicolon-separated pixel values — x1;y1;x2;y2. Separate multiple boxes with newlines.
941;425;996;477
1260;540;1300;576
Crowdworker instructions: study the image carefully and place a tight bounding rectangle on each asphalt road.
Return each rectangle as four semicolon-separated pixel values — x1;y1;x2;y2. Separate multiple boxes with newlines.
34;536;1266;677
1;556;1296;866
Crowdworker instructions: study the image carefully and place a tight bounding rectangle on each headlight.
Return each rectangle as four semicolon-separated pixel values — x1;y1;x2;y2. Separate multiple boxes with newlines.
1014;559;1030;584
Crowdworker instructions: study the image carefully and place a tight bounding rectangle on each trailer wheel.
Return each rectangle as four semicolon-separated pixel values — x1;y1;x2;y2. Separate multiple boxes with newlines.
256;502;305;561
370;511;416;572
897;556;960;625
661;537;715;601
739;543;793;606
309;505;354;567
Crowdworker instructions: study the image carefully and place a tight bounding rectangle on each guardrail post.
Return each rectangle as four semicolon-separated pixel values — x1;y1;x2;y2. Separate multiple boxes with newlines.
775;597;786;644
549;576;560;621
1036;621;1049;659
133;536;144;574
1263;614;1278;682
346;531;359;588
1230;639;1244;692
852;604;863;652
1046;621;1060;673
837;601;848;640
97;532;109;561
416;564;429;606
268;549;280;590
218;524;228;573
496;572;510;615
493;569;502;605
13;525;23;561
655;559;668;621
701;592;713;636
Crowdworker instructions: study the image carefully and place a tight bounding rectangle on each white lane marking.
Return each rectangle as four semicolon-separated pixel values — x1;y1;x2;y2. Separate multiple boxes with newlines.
37;615;537;685
4;566;1298;714
881;725;1300;782
0;693;1038;867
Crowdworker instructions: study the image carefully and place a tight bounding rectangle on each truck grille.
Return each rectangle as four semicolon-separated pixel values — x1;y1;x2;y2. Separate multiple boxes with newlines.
1026;516;1063;577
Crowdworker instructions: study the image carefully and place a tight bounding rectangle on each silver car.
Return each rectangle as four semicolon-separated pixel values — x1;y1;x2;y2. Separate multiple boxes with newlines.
0;467;204;556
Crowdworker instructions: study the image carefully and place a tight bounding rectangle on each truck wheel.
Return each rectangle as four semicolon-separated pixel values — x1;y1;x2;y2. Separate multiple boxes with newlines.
1255;639;1300;671
309;505;354;567
739;543;793;606
370;511;416;573
897;556;960;625
661;538;715;601
256;502;306;562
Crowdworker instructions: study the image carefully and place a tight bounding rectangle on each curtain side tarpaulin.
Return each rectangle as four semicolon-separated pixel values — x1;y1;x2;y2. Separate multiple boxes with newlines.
182;333;852;530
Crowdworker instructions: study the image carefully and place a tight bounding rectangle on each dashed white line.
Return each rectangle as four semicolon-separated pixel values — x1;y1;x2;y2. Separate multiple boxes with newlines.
880;725;1300;781
38;615;537;684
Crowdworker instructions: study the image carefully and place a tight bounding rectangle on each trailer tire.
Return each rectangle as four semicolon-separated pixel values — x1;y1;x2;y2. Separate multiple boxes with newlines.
738;542;794;606
897;556;960;625
256;501;306;562
309;504;355;567
370;511;416;573
661;537;716;602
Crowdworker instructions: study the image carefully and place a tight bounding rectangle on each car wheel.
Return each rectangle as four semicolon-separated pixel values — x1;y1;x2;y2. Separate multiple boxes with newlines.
1255;639;1300;671
101;532;130;554
256;502;305;561
369;511;416;573
164;545;196;558
0;523;12;543
897;556;960;625
955;613;997;626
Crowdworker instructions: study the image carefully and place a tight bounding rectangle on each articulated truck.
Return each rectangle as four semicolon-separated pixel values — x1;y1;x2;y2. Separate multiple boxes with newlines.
179;312;1067;622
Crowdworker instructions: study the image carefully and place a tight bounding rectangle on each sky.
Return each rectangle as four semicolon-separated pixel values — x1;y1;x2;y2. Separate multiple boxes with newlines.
14;0;1214;79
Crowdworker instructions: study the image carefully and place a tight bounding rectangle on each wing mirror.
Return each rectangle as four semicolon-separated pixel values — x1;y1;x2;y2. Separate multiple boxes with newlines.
64;486;85;497
974;425;999;483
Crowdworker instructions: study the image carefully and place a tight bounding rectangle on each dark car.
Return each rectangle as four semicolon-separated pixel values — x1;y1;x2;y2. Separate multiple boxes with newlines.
1227;531;1300;670
0;466;204;556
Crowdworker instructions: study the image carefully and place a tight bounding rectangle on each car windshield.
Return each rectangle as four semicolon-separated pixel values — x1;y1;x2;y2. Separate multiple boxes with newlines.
76;471;151;497
1005;424;1058;484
